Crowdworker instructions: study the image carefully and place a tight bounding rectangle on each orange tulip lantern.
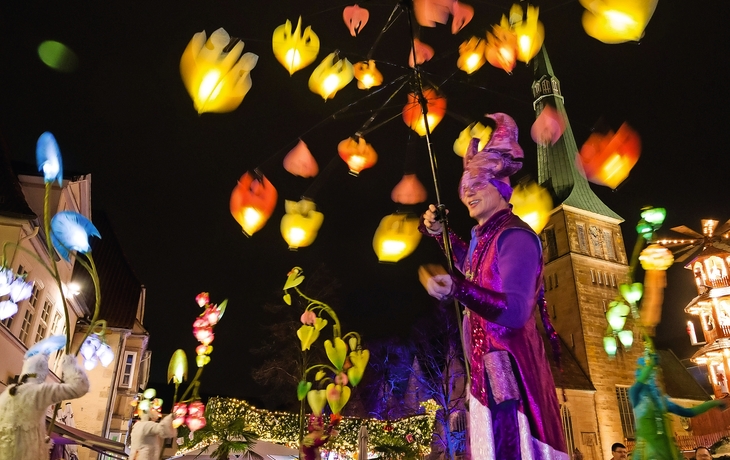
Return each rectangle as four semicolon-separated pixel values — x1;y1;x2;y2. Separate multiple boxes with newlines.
283;140;319;178
338;136;378;176
373;213;422;263
272;17;320;75
413;0;452;27
639;244;674;333
280;199;324;250
510;4;545;63
402;88;447;137
531;105;565;146
309;52;354;100
353;60;383;90
509;181;553;233
180;28;259;114
485;17;518;73
580;0;658;44
391;174;427;205
578;123;641;189
451;1;475;34
343;5;369;36
457;37;486;74
229;171;278;237
408;39;435;68
453;121;493;157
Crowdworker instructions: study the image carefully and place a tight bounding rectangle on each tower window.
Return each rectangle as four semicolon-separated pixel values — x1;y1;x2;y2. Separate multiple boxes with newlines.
603;230;616;260
576;223;588;254
561;405;576;455
544;227;558;262
589;225;604;258
616;386;636;439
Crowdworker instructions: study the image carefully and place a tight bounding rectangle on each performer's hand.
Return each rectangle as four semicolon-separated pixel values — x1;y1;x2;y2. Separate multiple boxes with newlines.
422;204;447;234
424;273;454;300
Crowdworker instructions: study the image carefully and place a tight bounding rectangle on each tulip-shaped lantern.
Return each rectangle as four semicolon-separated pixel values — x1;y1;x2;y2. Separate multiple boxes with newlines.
639;244;673;333
603;336;618;357
402;88;446;137
485;18;518;73
309;52;354;100
343;5;369;36
511;4;544;63
391;174;427;205
408;39;435;68
338;137;378;176
180;28;259;114
606;300;631;331
453;122;493;157
578;123;641;189
280;199;325;250
451;1;475;34
229;171;278;237
531;105;565;146
283;140;319;178
373;213;422;263
509;181;553;233
580;0;658;44
457;37;487;74
272;17;320;75
353;60;383;90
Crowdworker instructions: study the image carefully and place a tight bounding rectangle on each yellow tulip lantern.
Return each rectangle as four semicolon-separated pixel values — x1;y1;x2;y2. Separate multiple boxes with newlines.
580;0;658;44
280;199;324;250
639;244;674;334
272;17;320;75
453;121;493;157
338;136;378;176
353;60;383;90
484;17;518;73
373;213;422;263
309;52;354;100
180;28;259;114
509;181;553;233
457;37;487;74
510;4;544;63
229;171;278;237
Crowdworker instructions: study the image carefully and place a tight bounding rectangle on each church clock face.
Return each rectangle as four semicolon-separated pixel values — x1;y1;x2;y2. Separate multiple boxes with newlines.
589;225;603;257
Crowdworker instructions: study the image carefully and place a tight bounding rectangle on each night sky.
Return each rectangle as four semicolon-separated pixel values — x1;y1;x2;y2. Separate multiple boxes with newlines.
1;0;728;401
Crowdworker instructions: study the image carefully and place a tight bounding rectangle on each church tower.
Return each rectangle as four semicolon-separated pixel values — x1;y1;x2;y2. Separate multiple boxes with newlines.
533;47;644;459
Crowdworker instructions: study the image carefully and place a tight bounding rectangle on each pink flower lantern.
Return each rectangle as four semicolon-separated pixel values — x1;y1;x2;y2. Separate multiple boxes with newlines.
391;174;427;205
531;106;565;146
283;140;319;178
408;39;434;68
343;5;369;36
451;1;474;34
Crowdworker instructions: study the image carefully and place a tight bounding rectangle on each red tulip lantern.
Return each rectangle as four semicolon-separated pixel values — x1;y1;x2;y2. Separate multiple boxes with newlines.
343;5;369;36
283;140;319;178
531;106;565;146
229;171;278;236
172;402;188;428
185;401;207;432
402;88;447;137
451;1;475;34
391;174;427;205
485;19;518;73
338;136;378;176
578;123;641;189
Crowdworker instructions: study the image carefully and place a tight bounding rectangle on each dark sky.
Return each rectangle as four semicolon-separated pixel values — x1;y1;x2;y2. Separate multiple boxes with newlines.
1;0;728;400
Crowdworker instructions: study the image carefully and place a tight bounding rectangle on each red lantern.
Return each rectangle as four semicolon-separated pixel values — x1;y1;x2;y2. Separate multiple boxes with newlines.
578;123;641;189
229;171;278;236
186;415;207;432
391;174;427;205
485;20;518;73
187;401;205;417
283;140;319;178
531;106;565;146
193;326;214;345
402;88;447;137
172;402;187;428
338;137;378;176
202;306;221;325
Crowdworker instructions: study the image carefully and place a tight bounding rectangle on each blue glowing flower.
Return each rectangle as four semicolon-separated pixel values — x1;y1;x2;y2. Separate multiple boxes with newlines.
50;211;101;261
36;132;63;185
25;335;66;357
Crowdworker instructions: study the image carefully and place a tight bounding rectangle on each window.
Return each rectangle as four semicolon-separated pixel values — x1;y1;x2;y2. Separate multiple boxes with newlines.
616;386;636;438
603;272;609;286
611;273;617;287
50;311;62;335
34;299;53;344
1;313;13;329
561;405;576;455
576;223;588;253
554;273;558;288
544;227;558;262
120;351;137;388
589;225;603;258
603;230;616;260
590;269;596;283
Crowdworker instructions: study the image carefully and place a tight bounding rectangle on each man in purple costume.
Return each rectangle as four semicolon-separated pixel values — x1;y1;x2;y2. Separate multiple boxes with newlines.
421;113;568;459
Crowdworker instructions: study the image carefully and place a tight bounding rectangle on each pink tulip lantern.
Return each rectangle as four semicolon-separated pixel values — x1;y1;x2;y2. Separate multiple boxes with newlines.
283;140;319;178
531;106;565;146
391;174;427;205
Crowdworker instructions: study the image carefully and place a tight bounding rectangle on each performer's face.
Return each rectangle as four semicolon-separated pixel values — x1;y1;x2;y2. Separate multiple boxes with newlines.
459;171;506;225
695;448;712;460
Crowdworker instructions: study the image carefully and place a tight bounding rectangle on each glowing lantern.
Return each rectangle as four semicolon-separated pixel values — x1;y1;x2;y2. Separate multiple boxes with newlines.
580;0;658;44
229;171;278;237
485;18;518;73
457;37;486;74
280;199;325;249
639;244;674;271
353;60;383;89
509;181;553;233
451;1;475;34
619;283;643;305
639;244;673;333
180;28;259;114
186;414;206;432
343;5;369;36
578;123;641;189
531;106;565;146
413;0;452;27
606;301;630;331
38;40;78;73
272;17;320;75
618;330;634;348
338;137;378;176
408;39;435;68
510;4;544;63
309;52;354;100
167;349;188;385
453;122;492;157
373;213;422;263
402;88;447;137
283;140;319;177
603;336;618;357
391;174;427;205
172;402;187;429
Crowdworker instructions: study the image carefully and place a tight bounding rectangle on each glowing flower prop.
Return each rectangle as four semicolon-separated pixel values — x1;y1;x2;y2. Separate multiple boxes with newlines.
413;0;453;27
36;132;63;185
343;5;369;36
453;122;492;157
391;174;427;205
531;105;565;146
193;327;214;345
280;199;325;250
347;349;369;386
0;301;18;321
451;1;474;34
639;244;673;332
307;389;327;415
0;268;12;297
580;0;658;44
408;39;435;68
196;355;210;367
326;383;351;414
229;171;278;237
457;37;486;74
325;337;348;370
485;18;518;73
619;282;643;305
338;136;378;176
196;292;209;307
25;334;65;357
639;244;674;271
297;317;328;351
167;349;188;384
50;211;101;262
309;53;354;100
511;4;544;63
283;267;305;305
603;336;618;357
353;60;383;90
284;140;319;178
172;402;187;428
272;17;320;75
578;123;641;189
185;401;206;432
297;381;313;401
373;213;422;263
8;276;33;303
301;310;317;325
606;301;630;331
509;181;553;233
402;88;447;136
180;28;259;114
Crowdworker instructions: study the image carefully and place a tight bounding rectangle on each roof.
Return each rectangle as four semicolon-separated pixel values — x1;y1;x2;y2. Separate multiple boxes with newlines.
0;141;36;220
49;418;128;459
656;349;710;401
540;326;595;391
72;210;143;329
533;48;622;222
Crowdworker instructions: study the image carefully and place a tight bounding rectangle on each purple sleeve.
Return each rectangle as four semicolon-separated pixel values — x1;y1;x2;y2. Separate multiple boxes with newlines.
418;218;470;271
